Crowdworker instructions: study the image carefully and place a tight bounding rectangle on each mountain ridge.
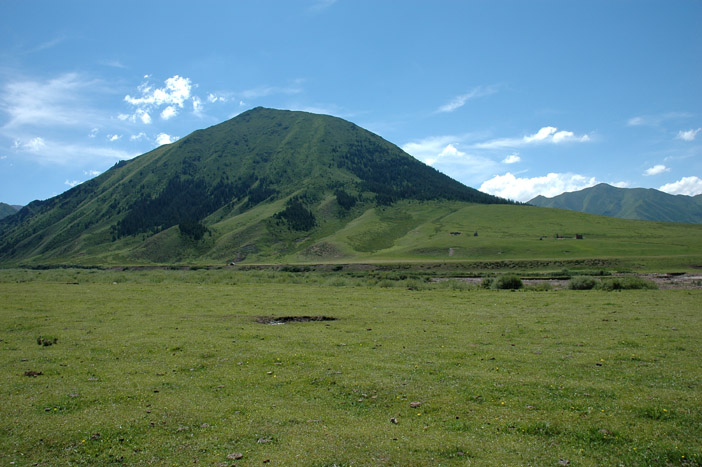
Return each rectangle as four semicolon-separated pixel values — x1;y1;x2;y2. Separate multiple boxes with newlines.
529;183;702;223
0;202;20;220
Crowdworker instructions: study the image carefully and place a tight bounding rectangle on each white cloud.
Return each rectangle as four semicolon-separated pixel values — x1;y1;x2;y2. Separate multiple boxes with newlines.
192;96;203;115
123;75;192;123
156;133;177;145
502;154;521;164
12;136;136;165
643;164;670;176
402;137;499;185
479;172;598;202
23;137;47;152
130;132;147;141
107;134;121;142
89;128;98;138
207;93;227;103
0;73;103;131
84;169;101;177
402;136;462;163
160;105;177;120
627;112;693;127
65;179;81;188
627;116;645;127
677;128;701;141
659;176;702;196
474;126;590;149
100;59;127;69
436;85;498;113
125;75;192;108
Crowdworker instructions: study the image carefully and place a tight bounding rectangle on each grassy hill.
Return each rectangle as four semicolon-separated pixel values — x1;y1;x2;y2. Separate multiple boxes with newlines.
0;107;507;266
529;183;702;224
1;109;701;269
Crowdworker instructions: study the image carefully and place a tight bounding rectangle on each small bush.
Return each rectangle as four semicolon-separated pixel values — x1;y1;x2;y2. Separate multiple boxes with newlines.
480;277;494;289
597;277;657;291
493;274;523;290
405;279;427;291
526;282;553;292
569;276;598;290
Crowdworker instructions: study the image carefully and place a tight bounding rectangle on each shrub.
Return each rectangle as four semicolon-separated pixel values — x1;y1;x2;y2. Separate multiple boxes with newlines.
526;282;553;292
493;274;523;290
480;277;494;289
569;276;598;290
597;276;657;291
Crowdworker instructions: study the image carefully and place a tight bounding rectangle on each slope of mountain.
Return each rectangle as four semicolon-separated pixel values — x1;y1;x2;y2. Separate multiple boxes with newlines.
0;107;510;265
0;203;19;220
529;183;702;224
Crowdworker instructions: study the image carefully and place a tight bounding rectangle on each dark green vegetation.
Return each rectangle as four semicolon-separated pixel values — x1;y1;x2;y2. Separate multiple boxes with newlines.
1;269;700;465
0;202;19;220
0;107;508;266
529;183;702;224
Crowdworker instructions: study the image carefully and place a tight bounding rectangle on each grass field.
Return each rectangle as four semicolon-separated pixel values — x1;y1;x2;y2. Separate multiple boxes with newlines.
1;269;701;465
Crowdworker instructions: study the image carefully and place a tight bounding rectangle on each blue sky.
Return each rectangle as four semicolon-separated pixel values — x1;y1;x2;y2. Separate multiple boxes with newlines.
1;0;701;205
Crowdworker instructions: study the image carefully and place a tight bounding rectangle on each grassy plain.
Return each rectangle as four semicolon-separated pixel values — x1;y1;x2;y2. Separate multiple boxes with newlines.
1;269;701;465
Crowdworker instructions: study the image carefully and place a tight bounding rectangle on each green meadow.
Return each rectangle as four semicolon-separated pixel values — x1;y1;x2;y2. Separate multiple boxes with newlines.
1;269;700;465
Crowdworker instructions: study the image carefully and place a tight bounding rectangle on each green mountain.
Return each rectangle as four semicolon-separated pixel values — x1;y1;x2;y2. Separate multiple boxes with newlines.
529;183;702;224
0;107;510;265
0;203;19;220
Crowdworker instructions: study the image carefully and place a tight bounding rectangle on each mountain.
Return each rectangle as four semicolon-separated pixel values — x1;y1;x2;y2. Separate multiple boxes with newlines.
529;183;702;224
0;203;19;220
0;107;510;265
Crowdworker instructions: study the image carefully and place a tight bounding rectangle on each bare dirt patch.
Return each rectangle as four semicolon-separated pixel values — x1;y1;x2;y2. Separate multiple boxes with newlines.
256;316;338;324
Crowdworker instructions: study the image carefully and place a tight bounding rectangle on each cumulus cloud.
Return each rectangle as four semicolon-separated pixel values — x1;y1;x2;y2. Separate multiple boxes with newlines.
107;134;121;142
130;132;147;141
659;176;702;196
155;133;177;145
84;169;101;177
436;85;498;113
677;128;701;141
124;75;192;123
65;179;81;188
160;105;177;120
474;126;590;149
502;154;521;164
192;96;203;116
125;75;192;107
402;137;499;185
643;164;670;176
479;172;598;202
207;93;227;103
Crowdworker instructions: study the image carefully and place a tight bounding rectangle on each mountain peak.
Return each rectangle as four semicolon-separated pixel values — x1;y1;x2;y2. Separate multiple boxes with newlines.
0;109;510;264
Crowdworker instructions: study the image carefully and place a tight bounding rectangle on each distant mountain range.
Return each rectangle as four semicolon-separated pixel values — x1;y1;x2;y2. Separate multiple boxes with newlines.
0;107;510;265
529;183;702;224
0;203;20;220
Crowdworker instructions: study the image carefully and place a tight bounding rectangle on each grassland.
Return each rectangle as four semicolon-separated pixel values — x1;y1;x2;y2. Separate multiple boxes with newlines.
1;268;700;465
